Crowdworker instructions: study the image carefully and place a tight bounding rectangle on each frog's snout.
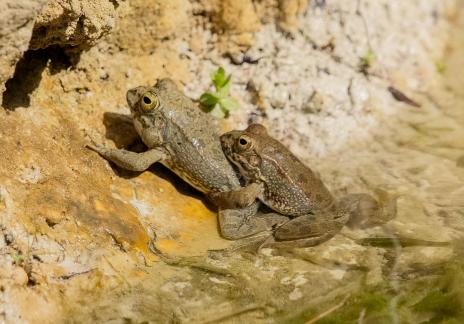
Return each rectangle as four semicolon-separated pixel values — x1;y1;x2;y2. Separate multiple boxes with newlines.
126;88;140;108
220;133;232;149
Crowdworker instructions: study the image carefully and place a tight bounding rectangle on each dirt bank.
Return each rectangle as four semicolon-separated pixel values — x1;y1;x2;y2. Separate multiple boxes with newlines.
1;0;463;322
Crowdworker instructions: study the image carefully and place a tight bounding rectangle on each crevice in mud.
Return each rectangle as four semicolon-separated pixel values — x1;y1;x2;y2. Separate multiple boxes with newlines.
45;217;59;229
26;276;37;287
2;46;74;110
108;0;119;9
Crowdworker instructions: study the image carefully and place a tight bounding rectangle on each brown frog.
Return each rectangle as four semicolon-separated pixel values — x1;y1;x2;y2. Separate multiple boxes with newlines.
87;79;290;243
216;123;395;248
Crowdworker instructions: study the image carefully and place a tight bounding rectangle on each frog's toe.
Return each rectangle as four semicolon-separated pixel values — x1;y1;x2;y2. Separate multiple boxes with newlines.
85;143;107;155
86;144;100;154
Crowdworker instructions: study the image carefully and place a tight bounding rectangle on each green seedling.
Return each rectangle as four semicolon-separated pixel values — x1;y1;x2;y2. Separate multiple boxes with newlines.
359;48;376;74
436;60;447;75
12;253;24;266
200;67;239;118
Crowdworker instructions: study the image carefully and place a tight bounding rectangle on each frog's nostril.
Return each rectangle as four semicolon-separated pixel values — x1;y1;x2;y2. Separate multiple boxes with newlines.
126;89;139;106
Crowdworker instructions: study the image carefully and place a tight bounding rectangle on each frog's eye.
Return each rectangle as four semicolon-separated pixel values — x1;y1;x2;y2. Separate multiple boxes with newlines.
237;135;253;151
140;92;159;111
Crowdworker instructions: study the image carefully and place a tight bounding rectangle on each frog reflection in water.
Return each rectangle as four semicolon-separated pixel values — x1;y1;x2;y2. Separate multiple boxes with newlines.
214;124;396;249
88;79;290;245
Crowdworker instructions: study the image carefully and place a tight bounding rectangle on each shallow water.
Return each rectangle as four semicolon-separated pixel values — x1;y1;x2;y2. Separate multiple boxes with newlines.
293;7;464;323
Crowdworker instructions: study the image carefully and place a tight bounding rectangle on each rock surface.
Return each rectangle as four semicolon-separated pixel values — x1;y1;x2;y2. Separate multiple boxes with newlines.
1;0;464;322
29;0;120;51
0;0;48;105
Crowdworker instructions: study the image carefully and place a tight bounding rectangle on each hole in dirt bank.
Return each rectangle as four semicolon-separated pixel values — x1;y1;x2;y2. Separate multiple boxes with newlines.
27;276;37;287
45;218;59;229
108;0;119;9
2;46;74;110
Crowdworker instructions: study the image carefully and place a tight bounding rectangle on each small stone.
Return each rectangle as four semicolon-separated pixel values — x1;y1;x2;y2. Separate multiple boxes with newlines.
11;267;29;286
289;287;303;300
303;91;324;113
457;155;464;168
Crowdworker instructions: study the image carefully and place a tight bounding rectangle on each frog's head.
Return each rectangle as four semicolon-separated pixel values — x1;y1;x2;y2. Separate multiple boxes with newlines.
220;124;268;181
126;85;160;118
126;79;179;119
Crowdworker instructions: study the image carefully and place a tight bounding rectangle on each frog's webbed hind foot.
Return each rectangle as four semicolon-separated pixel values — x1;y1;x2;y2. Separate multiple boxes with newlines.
218;204;289;240
212;206;290;256
260;232;338;250
342;189;398;229
208;231;273;258
265;211;349;249
150;242;237;276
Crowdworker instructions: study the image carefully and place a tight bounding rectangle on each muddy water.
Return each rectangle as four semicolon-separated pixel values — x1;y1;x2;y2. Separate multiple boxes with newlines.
295;7;464;323
84;10;464;322
136;18;464;320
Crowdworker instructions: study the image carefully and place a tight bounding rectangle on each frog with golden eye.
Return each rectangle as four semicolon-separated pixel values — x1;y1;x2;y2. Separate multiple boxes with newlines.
215;124;396;249
88;79;290;244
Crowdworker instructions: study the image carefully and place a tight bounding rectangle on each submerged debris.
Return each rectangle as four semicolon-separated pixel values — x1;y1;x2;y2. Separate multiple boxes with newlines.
456;155;464;168
388;86;421;108
357;237;450;248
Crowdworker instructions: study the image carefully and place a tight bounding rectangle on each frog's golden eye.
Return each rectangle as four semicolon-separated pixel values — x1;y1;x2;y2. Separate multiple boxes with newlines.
237;135;253;151
140;92;159;111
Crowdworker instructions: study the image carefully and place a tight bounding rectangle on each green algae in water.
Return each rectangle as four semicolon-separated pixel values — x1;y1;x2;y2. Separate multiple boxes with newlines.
282;289;391;324
282;260;464;324
412;262;464;323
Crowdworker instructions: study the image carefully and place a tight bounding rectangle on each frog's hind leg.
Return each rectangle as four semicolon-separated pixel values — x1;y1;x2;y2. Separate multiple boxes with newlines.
260;232;338;250
218;202;289;240
268;208;350;248
216;212;347;254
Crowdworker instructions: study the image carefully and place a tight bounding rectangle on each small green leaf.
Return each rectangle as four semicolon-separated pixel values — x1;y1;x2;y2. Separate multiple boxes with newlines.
12;254;24;265
210;105;226;118
436;61;447;75
200;92;219;109
361;48;376;68
219;97;239;112
200;67;239;118
217;78;231;97
212;67;227;89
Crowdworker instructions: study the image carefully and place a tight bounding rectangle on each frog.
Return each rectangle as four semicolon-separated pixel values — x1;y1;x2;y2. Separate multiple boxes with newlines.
216;123;396;249
87;79;290;243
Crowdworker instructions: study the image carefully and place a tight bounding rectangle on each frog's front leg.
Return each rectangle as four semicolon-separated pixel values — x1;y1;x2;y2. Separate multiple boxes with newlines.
218;202;290;240
209;182;264;209
87;144;166;171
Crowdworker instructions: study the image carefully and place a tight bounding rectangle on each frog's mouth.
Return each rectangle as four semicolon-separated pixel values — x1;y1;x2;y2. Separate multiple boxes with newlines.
219;133;234;156
225;151;261;185
220;132;260;181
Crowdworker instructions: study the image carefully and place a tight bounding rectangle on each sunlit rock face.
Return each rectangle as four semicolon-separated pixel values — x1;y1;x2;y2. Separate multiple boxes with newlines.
1;0;464;322
0;0;48;105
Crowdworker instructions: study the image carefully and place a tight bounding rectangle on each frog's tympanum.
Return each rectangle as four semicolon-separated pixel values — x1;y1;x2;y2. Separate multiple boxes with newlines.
88;79;289;243
217;123;396;248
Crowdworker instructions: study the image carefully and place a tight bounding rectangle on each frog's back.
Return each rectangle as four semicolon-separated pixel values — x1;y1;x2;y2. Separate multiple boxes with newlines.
258;136;334;215
156;80;213;134
155;80;239;192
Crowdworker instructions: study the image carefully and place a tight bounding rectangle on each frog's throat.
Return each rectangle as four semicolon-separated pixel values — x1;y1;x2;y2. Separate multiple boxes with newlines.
230;152;262;182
